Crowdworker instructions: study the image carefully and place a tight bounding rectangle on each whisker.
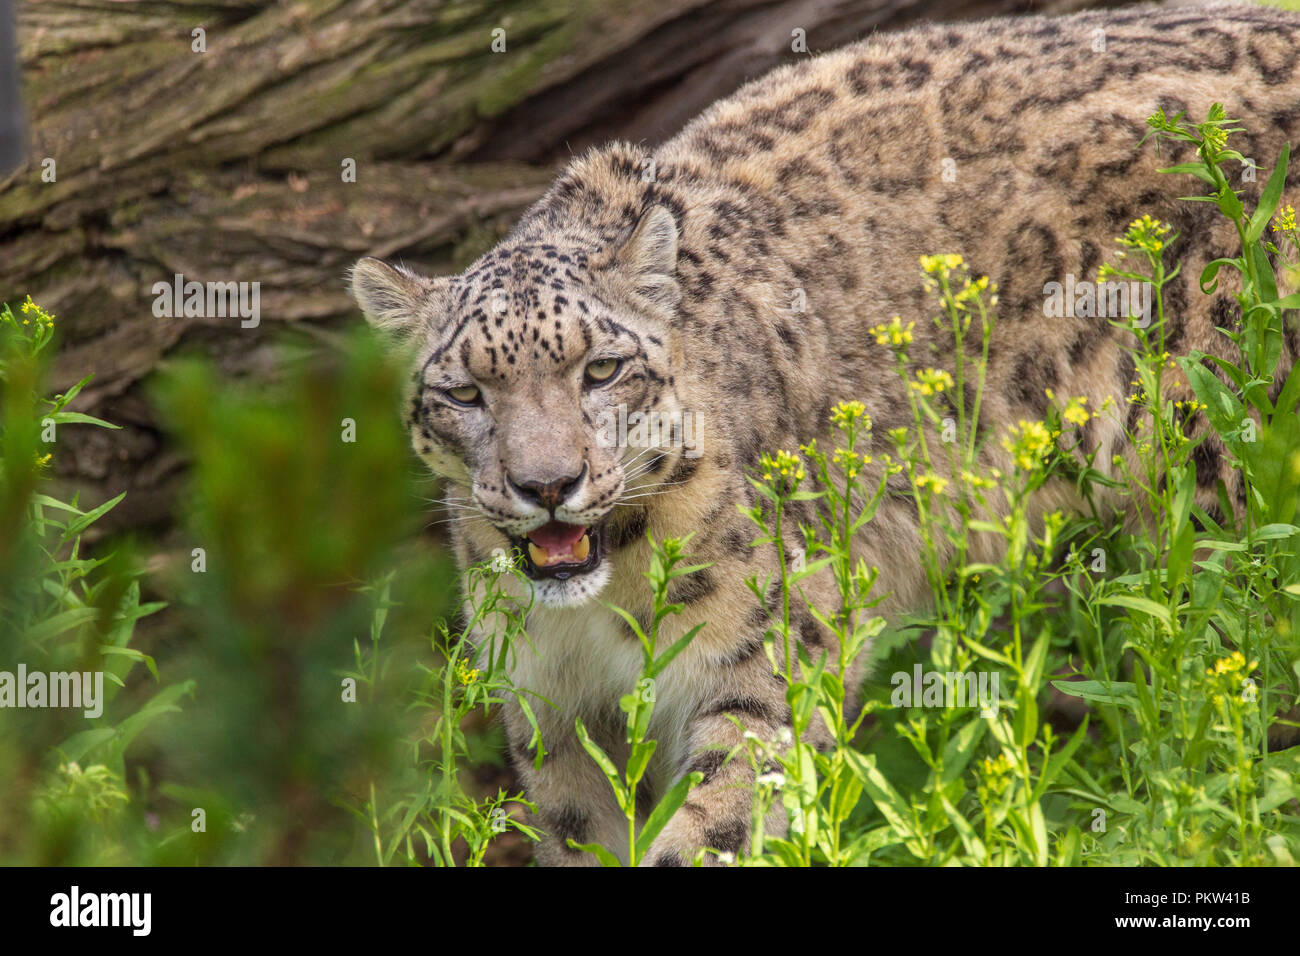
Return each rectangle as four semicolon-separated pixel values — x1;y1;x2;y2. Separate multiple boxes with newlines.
620;447;675;475
623;457;676;483
619;447;661;469
616;488;687;502
624;461;668;481
623;476;690;493
426;514;492;529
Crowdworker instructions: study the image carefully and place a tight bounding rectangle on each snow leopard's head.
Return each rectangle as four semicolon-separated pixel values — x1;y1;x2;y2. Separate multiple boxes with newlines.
350;205;693;608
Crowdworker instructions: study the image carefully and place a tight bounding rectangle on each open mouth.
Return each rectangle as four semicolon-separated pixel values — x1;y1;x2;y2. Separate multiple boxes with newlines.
512;519;605;580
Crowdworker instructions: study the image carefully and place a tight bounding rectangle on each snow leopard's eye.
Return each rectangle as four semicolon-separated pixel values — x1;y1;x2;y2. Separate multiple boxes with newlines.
444;384;481;407
584;358;621;386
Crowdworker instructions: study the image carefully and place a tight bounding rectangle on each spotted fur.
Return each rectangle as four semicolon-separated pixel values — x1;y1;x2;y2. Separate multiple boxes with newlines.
352;2;1300;866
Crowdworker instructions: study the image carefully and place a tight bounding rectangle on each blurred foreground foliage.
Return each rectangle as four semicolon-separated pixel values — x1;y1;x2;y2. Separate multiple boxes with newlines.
0;313;465;864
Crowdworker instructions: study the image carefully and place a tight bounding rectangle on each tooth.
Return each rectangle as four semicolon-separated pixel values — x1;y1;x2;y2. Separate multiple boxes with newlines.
573;534;590;561
528;542;547;566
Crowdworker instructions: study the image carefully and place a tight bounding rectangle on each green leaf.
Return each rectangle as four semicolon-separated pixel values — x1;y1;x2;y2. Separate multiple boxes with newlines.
1096;594;1172;629
1157;162;1217;186
1184;362;1244;441
1028;802;1049;867
1023;632;1050;687
1051;680;1137;709
107;680;195;762
1031;717;1089;804
61;493;126;540
48;411;121;430
634;771;702;861
939;716;987;786
55;729;118;763
568;840;622;867
845;750;915;844
31;494;85;514
625;739;657;788
603;603;648;644
1132;659;1158;729
1013;683;1038;750
98;645;159;681
574;717;628;811
939;793;985;860
1198;257;1239;295
1216;183;1244;221
51;375;92;408
648;622;705;679
1249;242;1279;305
1245;143;1289;244
827;771;865;830
24;607;101;644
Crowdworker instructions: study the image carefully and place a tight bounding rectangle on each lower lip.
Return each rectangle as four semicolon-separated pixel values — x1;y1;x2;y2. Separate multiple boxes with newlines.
527;532;591;568
518;526;600;579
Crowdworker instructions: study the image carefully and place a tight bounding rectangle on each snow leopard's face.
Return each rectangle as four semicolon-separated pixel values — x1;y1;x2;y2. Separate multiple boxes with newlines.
351;208;689;607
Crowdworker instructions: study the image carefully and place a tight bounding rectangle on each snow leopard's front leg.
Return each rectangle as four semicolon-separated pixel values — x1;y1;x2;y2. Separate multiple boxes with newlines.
642;645;797;867
501;700;629;866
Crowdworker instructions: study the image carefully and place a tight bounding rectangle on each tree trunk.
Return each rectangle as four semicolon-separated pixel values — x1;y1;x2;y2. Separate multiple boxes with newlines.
0;0;1134;536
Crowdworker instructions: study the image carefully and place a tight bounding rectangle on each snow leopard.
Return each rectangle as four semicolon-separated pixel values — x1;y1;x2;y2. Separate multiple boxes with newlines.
351;2;1300;865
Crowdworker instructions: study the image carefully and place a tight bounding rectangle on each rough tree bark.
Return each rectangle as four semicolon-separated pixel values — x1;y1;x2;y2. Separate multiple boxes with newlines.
0;0;1135;536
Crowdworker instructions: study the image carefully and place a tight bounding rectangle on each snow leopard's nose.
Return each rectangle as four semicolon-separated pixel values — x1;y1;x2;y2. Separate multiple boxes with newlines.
507;464;586;512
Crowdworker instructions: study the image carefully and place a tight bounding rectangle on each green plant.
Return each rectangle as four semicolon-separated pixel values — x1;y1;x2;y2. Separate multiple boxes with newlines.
570;534;708;866
349;560;542;866
0;297;181;865
695;105;1300;866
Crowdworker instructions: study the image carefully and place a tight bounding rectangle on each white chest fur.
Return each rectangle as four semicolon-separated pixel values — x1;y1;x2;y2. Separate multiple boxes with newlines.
502;603;703;785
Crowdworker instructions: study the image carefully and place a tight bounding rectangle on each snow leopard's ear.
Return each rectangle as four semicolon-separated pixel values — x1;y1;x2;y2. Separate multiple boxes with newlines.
598;205;680;309
349;257;438;339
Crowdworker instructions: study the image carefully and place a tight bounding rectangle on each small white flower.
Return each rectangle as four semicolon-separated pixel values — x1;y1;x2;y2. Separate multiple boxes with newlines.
718;851;736;865
757;771;786;788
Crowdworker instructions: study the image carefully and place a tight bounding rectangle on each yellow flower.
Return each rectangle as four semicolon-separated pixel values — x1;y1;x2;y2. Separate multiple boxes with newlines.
870;315;914;348
977;752;1014;802
1204;651;1258;713
910;367;954;397
1273;204;1296;234
959;468;996;490
1062;395;1091;427
455;659;481;686
832;447;870;479
915;472;949;495
1001;419;1057;472
1117;214;1172;256
18;295;55;329
1202;124;1228;156
760;450;805;488
920;253;964;275
953;273;993;308
1206;651;1254;679
830;400;870;430
981;753;1012;777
